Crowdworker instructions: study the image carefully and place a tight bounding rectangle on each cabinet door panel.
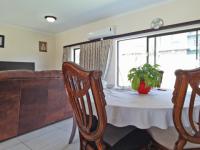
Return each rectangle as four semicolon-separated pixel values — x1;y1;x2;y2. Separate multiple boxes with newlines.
0;80;20;141
19;80;48;134
46;79;72;123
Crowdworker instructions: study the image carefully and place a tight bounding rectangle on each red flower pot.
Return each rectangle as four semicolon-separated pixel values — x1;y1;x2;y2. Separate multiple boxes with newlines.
137;81;151;94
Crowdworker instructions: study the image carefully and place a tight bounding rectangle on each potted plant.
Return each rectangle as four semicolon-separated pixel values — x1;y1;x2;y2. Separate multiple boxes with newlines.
128;63;162;94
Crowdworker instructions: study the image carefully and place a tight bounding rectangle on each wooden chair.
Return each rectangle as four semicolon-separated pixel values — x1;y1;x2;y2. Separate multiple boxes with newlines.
62;62;151;150
150;68;200;150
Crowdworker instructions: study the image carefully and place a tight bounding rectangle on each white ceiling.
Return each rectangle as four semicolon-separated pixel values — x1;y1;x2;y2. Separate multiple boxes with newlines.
0;0;172;33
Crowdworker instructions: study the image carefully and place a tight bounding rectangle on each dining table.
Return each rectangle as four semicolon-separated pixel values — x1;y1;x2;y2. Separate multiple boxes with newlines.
68;88;200;144
104;88;200;129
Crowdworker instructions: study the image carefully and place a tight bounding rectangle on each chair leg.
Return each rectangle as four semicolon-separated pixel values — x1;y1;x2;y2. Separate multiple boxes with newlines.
95;139;104;150
149;140;167;150
69;115;77;144
79;133;84;150
174;137;186;150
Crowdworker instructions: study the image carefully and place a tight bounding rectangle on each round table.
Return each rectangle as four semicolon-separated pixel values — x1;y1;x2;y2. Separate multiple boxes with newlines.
68;88;200;144
104;89;200;129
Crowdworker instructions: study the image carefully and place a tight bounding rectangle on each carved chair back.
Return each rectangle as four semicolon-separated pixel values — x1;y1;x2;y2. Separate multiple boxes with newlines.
172;68;200;149
62;62;107;149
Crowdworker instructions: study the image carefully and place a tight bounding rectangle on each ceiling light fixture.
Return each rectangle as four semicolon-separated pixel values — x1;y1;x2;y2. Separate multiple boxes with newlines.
45;16;57;23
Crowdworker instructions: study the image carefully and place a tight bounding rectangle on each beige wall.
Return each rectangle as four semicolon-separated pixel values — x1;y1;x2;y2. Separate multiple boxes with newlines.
0;0;199;71
0;25;56;70
55;0;200;69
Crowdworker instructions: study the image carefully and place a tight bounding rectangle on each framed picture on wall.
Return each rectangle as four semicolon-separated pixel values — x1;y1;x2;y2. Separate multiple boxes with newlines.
39;41;47;52
0;35;5;48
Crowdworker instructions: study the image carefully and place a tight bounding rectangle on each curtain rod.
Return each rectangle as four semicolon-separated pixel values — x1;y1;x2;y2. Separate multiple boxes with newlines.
63;19;200;48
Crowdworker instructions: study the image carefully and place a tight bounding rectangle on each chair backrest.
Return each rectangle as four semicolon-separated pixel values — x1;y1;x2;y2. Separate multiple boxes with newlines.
172;68;200;149
62;62;107;148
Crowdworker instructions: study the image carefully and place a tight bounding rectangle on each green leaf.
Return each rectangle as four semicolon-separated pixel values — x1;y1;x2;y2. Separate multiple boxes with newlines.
132;76;140;90
128;63;162;89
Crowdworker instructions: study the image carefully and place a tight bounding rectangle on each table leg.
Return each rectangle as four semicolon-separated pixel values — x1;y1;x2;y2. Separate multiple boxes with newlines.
69;116;77;144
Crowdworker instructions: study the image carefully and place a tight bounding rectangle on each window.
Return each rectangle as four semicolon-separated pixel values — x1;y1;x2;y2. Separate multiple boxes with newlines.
118;38;147;87
154;31;199;88
117;29;200;88
73;48;80;64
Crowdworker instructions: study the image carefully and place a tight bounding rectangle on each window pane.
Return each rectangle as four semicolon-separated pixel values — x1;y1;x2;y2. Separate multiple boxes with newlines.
148;37;155;65
198;30;200;63
74;48;80;64
156;31;198;89
118;38;147;87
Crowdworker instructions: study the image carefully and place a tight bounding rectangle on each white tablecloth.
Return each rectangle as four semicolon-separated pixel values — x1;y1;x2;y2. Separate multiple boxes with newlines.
104;89;200;129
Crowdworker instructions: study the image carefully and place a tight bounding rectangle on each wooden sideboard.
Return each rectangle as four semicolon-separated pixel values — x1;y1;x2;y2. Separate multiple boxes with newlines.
0;70;73;141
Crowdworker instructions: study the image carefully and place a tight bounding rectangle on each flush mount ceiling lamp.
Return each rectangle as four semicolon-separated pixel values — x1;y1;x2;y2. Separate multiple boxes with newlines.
45;16;57;23
151;18;164;29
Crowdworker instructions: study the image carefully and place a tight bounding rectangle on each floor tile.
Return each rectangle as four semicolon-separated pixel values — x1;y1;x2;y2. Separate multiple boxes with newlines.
6;143;31;150
18;124;57;143
24;128;69;150
53;118;73;130
0;138;21;150
0;118;80;150
65;141;79;150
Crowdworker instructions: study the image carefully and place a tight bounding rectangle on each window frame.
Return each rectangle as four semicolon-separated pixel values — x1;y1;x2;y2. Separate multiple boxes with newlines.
117;27;200;87
72;47;80;64
117;37;149;86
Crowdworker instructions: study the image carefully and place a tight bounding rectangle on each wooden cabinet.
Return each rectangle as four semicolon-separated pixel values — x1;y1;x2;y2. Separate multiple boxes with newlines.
19;80;48;134
0;80;20;141
46;78;72;124
0;70;73;141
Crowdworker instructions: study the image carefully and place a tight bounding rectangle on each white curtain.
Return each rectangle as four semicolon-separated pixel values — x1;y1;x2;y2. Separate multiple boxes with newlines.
63;47;71;62
102;40;113;80
79;39;113;79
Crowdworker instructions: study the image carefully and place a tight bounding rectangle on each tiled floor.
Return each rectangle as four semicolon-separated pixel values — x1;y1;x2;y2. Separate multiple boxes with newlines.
0;118;80;150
